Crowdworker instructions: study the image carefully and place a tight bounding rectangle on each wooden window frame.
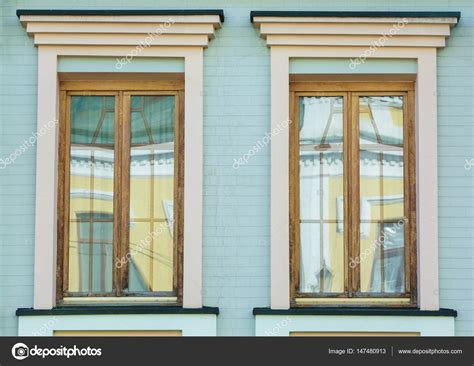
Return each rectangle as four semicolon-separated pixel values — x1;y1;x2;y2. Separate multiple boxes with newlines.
57;80;184;305
289;81;416;307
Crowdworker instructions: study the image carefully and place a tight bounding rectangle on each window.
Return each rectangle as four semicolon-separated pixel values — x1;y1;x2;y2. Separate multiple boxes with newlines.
290;82;416;306
57;81;184;304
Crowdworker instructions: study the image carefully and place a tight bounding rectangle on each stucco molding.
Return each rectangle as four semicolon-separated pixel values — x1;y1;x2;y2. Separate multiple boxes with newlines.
253;15;457;48
18;11;223;310
19;12;222;47
252;13;459;310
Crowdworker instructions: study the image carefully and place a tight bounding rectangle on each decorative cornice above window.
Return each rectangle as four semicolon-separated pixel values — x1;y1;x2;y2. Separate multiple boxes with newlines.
17;9;223;47
251;11;459;48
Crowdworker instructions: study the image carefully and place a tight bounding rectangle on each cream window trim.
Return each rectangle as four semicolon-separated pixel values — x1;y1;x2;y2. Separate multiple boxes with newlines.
252;14;459;311
255;314;455;336
19;12;222;310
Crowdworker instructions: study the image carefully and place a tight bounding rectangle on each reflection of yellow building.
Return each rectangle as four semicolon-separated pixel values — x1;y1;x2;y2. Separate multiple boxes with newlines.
67;94;176;294
68;155;175;293
299;96;405;295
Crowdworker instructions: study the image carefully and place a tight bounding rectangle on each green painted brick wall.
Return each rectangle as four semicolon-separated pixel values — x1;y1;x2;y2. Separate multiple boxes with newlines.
0;0;473;336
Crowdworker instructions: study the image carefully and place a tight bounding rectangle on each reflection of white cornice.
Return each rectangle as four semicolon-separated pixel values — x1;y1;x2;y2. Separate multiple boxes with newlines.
70;189;113;201
299;156;403;178
70;157;174;178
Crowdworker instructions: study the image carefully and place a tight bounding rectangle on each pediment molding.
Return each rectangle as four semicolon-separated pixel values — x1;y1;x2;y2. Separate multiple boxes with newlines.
251;11;458;48
18;9;223;47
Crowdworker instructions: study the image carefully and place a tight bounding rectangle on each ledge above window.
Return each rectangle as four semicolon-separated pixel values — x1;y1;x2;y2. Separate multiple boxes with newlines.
17;9;223;47
251;10;459;48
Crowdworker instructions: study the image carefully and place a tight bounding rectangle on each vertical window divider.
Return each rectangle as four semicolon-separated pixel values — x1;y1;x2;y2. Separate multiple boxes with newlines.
402;92;410;299
64;93;72;297
121;92;131;295
350;92;361;295
342;92;351;297
112;92;120;296
407;90;417;306
57;91;69;303
289;90;298;304
175;90;185;304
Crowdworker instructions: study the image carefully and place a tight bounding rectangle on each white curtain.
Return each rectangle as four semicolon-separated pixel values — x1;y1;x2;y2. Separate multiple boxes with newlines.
299;97;333;292
300;97;332;143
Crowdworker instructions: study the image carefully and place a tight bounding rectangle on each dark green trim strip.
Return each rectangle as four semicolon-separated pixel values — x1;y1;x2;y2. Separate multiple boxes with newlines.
17;306;219;316
16;9;224;22
253;307;457;317
250;11;460;23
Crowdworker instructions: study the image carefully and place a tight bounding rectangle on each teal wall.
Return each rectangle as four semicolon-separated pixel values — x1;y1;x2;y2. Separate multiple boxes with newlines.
0;0;473;336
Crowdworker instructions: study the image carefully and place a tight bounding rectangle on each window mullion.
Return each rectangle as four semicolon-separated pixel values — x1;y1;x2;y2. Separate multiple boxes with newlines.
405;90;417;304
112;92;122;296
120;92;131;295
175;90;185;304
289;91;299;304
343;92;350;297
59;92;71;300
349;92;361;295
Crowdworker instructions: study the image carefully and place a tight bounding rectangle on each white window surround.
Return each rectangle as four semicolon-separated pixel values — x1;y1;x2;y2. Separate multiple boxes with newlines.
252;12;459;310
18;10;223;309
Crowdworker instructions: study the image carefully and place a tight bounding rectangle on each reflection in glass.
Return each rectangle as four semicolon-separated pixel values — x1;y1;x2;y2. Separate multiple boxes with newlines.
359;96;405;294
128;96;175;293
299;97;344;294
68;96;115;294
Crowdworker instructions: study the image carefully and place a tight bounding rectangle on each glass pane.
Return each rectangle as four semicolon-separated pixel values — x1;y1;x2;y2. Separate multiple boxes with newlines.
128;96;175;293
68;96;115;294
299;96;344;294
359;96;405;294
300;223;344;293
128;221;174;292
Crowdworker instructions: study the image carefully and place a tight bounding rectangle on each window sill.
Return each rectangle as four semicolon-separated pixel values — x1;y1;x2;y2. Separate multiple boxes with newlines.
17;306;219;336
60;296;178;306
254;307;457;336
17;306;219;316
293;297;414;307
253;307;456;317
